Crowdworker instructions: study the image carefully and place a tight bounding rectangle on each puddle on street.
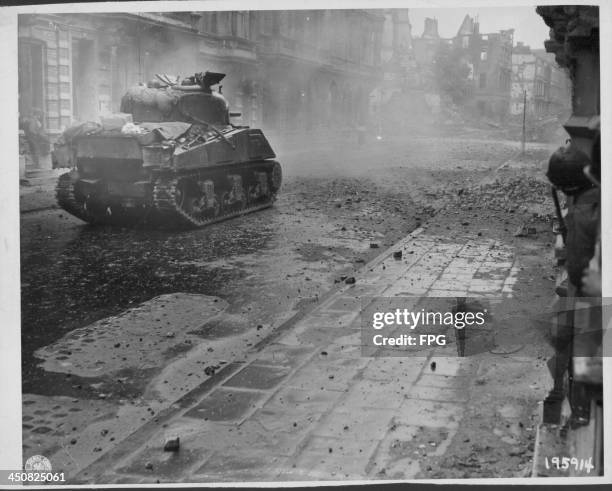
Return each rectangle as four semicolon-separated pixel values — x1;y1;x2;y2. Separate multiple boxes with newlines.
20;209;280;395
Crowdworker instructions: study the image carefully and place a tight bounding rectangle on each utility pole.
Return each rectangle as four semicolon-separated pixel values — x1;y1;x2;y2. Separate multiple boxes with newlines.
521;88;527;155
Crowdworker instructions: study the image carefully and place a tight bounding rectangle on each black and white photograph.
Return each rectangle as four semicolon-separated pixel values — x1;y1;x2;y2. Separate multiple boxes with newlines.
0;0;609;486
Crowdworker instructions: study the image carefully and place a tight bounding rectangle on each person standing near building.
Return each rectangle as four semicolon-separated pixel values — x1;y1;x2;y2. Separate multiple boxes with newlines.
546;131;601;426
546;141;599;296
581;126;601;297
19;107;50;169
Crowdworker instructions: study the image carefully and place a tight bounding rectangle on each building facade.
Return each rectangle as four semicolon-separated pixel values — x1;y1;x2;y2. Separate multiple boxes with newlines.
252;10;384;135
454;15;514;122
18;12;203;137
510;42;571;119
410;14;514;123
370;9;434;135
18;9;385;168
411;17;442;67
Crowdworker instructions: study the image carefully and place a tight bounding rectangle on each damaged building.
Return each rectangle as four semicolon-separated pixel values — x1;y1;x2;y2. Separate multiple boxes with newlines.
454;15;514;123
409;14;515;124
511;42;572;120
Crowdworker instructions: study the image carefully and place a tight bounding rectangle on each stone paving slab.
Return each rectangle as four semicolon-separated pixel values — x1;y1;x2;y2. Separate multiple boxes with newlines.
278;434;379;480
366;423;423;479
222;364;291;390
182;388;264;422
395;399;465;429
309;408;397;444
333;379;408;411
115;445;207;481
195;450;291;482
76;229;523;483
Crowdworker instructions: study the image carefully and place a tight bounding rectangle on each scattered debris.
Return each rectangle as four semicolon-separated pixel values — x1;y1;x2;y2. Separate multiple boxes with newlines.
163;436;180;452
514;223;537;237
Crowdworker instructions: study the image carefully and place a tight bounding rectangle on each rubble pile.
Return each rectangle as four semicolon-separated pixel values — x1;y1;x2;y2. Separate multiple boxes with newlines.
450;175;554;221
287;177;421;220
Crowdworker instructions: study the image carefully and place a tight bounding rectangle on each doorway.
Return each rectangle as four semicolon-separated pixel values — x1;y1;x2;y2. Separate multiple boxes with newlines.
18;39;44;120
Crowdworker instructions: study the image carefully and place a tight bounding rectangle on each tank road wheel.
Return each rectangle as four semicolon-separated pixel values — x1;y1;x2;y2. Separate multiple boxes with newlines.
174;177;223;225
270;161;282;195
221;174;246;214
201;179;221;219
175;178;208;224
220;191;244;214
246;171;268;205
210;196;221;218
247;183;260;205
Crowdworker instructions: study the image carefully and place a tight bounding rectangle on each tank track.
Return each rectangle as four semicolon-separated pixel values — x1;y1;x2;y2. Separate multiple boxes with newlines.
56;162;280;229
56;171;139;226
152;162;279;228
56;171;98;223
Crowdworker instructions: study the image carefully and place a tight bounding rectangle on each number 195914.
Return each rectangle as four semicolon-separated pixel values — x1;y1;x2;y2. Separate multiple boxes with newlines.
545;456;594;473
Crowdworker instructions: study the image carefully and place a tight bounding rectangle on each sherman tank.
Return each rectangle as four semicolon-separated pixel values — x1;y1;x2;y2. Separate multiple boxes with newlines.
53;71;282;228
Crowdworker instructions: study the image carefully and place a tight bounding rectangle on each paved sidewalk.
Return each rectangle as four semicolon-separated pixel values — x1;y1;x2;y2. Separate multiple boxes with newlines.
64;228;538;484
20;169;64;213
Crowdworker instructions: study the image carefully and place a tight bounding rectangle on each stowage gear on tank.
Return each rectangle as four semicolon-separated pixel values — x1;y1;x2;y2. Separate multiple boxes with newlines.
120;86;178;118
54;71;282;229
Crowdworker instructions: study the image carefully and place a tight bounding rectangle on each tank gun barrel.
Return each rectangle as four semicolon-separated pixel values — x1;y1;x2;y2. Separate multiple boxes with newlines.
154;73;179;87
150;71;227;93
175;71;226;93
